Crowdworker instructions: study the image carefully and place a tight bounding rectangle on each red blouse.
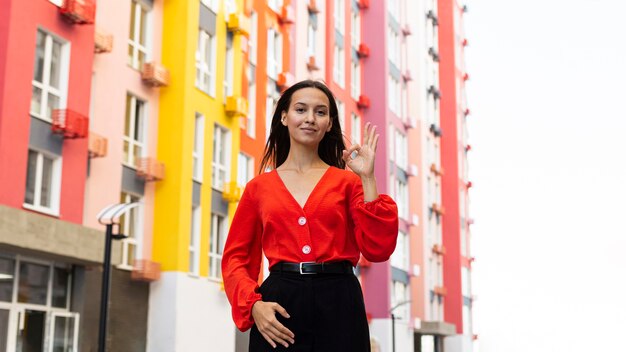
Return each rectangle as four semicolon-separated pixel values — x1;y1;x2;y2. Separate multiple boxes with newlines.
221;166;399;331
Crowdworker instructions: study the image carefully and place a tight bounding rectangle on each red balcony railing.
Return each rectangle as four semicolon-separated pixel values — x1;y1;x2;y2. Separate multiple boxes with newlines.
277;72;295;90
88;132;108;158
278;5;295;24
131;259;161;282
141;62;170;88
357;43;370;58
94;28;113;54
51;109;89;139
306;55;320;71
136;157;165;181
60;0;96;24
357;95;370;109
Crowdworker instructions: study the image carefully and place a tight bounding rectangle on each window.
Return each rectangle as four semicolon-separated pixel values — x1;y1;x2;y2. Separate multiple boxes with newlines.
307;21;316;57
388;76;400;115
193;113;205;182
333;45;344;87
351;9;360;48
350;113;361;145
268;0;283;13
395;129;408;169
123;94;146;167
388;0;400;21
238;153;254;186
128;0;149;70
391;280;409;321
336;100;345;134
201;0;218;12
31;30;68;122
0;256;78;348
351;60;360;99
249;11;258;65
212;124;230;190
334;0;345;34
388;26;401;67
189;205;201;275
391;231;409;270
267;28;282;80
224;33;234;101
246;65;256;138
119;192;142;269
395;178;409;220
24;150;61;215
196;29;216;96
209;213;227;279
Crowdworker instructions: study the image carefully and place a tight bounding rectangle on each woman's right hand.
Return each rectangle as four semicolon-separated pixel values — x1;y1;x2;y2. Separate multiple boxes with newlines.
252;300;295;348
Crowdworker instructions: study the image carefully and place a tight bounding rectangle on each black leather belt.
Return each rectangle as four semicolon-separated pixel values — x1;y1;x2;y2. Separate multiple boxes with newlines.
271;261;354;275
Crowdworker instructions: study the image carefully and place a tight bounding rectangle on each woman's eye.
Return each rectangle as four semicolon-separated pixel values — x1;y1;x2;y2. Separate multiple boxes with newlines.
316;110;327;116
295;108;305;113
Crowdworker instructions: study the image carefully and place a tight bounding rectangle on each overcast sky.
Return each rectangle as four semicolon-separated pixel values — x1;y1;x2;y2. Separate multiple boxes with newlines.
465;0;626;351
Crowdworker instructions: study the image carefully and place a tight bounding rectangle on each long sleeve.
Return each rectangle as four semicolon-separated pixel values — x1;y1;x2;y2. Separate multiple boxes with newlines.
221;184;264;331
349;176;399;262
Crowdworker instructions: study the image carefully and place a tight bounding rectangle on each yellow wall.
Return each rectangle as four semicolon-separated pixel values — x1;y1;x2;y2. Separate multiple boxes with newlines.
153;0;246;275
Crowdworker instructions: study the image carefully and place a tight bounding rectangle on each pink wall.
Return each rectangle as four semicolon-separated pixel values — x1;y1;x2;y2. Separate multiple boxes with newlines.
83;0;164;260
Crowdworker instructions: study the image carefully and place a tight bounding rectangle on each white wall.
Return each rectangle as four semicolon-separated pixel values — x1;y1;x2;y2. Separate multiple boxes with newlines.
147;272;236;352
444;334;473;352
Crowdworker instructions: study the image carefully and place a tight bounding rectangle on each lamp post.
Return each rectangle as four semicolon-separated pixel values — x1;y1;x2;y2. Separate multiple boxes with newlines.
389;300;411;352
96;203;140;352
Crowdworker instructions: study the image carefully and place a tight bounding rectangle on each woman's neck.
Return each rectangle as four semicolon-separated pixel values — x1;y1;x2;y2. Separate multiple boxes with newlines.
279;144;327;173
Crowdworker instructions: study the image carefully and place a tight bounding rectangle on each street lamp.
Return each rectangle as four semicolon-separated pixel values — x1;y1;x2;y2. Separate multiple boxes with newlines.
389;300;411;352
96;202;140;352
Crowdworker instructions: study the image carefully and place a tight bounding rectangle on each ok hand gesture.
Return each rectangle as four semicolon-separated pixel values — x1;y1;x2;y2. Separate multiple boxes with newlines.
342;122;379;178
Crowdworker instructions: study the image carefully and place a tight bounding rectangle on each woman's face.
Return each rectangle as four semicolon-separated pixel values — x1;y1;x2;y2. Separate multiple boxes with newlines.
281;87;333;148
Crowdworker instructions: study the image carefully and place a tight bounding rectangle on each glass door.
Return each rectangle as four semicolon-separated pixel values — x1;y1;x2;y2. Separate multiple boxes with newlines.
15;309;46;352
47;312;79;352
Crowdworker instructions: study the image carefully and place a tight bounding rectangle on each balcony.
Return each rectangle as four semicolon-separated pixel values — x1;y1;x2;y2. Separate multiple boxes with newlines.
141;62;170;88
225;96;248;117
227;13;250;38
307;0;320;14
402;70;412;82
402;24;412;36
306;55;320;71
131;259;161;282
430;163;444;177
88;132;108;158
357;95;370;109
431;203;445;216
434;285;447;296
432;244;447;256
357;43;370;58
276;72;295;90
136;157;165;181
222;182;242;203
51;109;89;139
60;0;96;25
278;5;295;24
94;28;113;54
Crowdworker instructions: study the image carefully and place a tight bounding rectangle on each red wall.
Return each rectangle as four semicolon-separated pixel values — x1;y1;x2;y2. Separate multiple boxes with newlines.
438;0;464;333
0;0;94;223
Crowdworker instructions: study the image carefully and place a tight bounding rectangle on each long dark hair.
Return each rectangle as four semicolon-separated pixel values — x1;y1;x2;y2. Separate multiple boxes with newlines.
259;80;346;174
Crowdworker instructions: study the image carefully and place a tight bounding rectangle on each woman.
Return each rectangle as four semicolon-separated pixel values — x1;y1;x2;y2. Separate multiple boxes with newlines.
221;80;399;351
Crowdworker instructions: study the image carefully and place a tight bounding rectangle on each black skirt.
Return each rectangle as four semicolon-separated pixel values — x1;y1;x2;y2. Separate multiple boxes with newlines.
249;269;371;352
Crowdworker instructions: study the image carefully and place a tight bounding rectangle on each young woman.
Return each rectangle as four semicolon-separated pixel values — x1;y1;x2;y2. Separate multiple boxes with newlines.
221;80;399;352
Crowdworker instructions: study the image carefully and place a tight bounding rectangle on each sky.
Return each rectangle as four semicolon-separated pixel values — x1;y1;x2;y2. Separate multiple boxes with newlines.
465;0;626;351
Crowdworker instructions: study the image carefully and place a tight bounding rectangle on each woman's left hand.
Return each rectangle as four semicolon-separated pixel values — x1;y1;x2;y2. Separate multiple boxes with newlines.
343;122;379;178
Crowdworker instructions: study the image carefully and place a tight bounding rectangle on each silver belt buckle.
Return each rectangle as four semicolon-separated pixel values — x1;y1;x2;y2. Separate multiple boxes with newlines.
299;261;317;275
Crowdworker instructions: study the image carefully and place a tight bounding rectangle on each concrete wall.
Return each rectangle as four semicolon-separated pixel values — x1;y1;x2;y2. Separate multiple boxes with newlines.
147;272;236;352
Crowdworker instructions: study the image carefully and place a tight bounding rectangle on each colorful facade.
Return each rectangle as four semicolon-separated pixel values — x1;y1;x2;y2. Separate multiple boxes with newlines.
0;0;474;351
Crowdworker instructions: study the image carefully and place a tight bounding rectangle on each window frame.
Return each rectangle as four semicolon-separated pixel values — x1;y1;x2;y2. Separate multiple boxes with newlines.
31;29;70;122
208;213;227;280
117;192;143;270
193;113;205;182
123;94;147;168
128;0;150;70
189;205;201;276
211;124;231;191
23;149;62;216
195;29;217;97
